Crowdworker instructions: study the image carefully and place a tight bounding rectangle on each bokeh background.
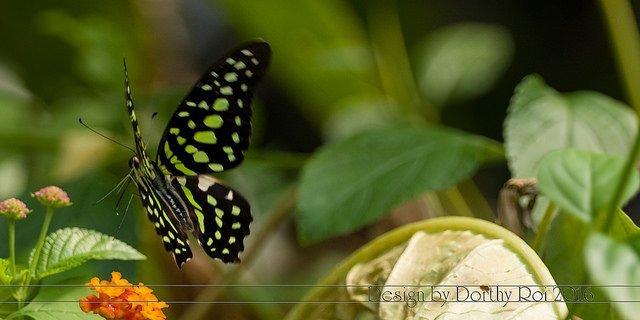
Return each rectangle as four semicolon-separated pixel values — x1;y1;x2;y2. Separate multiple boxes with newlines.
0;1;635;319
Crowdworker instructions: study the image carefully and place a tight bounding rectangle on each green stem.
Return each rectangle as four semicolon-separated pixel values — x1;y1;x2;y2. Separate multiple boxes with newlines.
29;207;54;277
599;0;640;231
7;220;16;275
531;203;556;253
366;1;438;123
599;0;640;114
438;186;474;217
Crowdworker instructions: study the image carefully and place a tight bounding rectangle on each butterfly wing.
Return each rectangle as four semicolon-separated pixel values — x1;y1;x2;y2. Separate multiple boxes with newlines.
157;41;271;176
171;175;251;263
135;175;193;267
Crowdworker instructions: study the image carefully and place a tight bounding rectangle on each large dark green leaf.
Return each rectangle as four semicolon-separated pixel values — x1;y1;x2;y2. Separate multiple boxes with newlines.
415;23;514;107
29;228;145;280
504;75;637;178
537;149;639;221
585;233;640;320
297;126;503;243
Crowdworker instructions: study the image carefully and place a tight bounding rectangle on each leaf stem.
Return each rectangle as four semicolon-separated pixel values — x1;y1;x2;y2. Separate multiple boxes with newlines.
29;207;54;277
599;0;640;231
7;220;16;275
531;203;556;253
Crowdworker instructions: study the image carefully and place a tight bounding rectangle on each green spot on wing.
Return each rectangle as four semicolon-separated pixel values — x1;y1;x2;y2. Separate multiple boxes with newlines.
185;145;198;154
194;131;217;144
209;163;224;172
204;115;224;128
224;72;238;82
213;98;229;111
198;101;209;110
193;151;209;163
181;185;202;210
175;163;196;175
195;209;205;233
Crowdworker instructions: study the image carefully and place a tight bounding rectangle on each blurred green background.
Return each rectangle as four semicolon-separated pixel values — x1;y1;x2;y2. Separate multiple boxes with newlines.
0;0;633;319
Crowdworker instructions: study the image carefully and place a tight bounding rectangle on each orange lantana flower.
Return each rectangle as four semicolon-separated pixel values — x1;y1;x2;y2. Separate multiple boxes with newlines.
79;272;168;320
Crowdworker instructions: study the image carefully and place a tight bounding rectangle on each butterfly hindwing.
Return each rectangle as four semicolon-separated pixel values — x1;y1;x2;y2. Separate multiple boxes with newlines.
171;175;251;263
157;41;271;176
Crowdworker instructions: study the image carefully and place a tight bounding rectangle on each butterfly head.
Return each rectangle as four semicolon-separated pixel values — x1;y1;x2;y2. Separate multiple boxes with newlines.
129;156;141;170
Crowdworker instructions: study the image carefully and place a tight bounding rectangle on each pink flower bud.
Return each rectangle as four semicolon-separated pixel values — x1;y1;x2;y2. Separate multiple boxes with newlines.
32;186;72;208
0;198;31;220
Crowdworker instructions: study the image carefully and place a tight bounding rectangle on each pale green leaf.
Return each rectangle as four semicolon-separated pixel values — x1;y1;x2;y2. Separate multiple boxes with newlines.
541;210;638;319
29;228;145;280
537;149;639;221
7;281;100;320
585;233;640;320
504;74;637;178
415;22;513;106
297;126;503;243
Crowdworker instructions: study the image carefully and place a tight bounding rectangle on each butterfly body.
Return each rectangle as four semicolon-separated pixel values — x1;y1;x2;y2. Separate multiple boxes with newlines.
123;41;270;268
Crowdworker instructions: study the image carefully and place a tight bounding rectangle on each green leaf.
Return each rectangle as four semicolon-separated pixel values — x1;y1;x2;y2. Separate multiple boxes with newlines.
29;228;145;280
504;74;638;178
297;126;503;243
7;280;100;320
541;210;638;319
415;22;514;107
537;149;639;221
585;233;640;320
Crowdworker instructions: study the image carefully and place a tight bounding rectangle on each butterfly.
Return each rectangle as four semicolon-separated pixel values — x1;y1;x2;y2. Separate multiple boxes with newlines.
123;40;270;268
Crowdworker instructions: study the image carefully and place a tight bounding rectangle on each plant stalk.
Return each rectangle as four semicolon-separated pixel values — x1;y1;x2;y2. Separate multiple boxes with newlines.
29;207;54;277
599;0;640;231
531;203;556;253
7;221;16;275
599;0;640;114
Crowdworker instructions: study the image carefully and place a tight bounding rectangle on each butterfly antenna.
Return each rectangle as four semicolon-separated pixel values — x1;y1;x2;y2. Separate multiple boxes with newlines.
114;177;133;215
94;171;133;205
78;118;136;154
115;193;134;237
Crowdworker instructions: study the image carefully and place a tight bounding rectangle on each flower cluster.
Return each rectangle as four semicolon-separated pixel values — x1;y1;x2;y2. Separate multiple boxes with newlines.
79;272;168;320
32;186;71;208
0;198;31;220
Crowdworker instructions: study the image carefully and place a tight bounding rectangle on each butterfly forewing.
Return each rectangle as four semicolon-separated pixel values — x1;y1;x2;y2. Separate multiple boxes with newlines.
171;175;251;263
157;41;271;176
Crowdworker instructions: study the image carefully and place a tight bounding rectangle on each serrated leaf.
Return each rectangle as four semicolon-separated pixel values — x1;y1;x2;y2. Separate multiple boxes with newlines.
585;233;640;320
504;74;638;178
416;22;514;106
296;126;503;244
537;149;639;221
6;279;100;320
29;228;145;280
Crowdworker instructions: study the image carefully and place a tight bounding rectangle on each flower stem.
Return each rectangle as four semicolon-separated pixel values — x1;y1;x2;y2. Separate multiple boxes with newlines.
7;220;16;275
29;207;54;277
599;0;640;232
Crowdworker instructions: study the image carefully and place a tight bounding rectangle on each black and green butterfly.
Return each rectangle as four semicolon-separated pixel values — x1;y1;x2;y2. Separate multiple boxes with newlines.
123;41;270;268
